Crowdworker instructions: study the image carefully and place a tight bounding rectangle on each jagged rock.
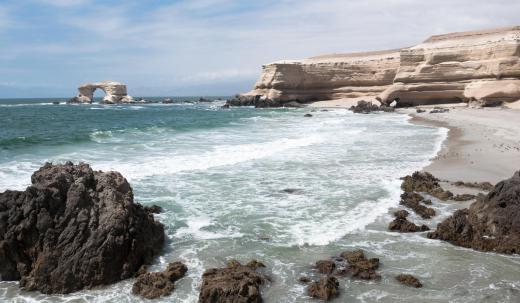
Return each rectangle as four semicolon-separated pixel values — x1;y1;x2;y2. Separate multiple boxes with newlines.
453;181;494;191
132;262;187;299
429;108;450;114
298;276;311;283
304;113;313;117
396;274;422;288
307;276;339;301
400;192;436;219
315;260;336;275
349;100;381;113
69;81;134;104
144;204;163;214
416;109;426;113
452;194;477;201
198;260;267;303
0;162;165;294
339;250;380;280
401;171;453;201
428;171;520;254
389;210;430;232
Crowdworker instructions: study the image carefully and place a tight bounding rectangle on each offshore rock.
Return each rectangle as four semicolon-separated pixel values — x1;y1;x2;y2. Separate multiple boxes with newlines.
389;209;430;232
396;274;423;288
198;260;268;303
428;170;520;254
132;261;187;299
401;171;453;201
400;192;436;219
315;260;336;275
339;250;381;280
307;276;339;301
69;81;134;104
0;162;165;294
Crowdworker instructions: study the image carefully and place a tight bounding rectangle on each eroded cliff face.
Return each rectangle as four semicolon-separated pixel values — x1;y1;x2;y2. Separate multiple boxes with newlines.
242;49;401;103
381;26;520;106
241;26;520;107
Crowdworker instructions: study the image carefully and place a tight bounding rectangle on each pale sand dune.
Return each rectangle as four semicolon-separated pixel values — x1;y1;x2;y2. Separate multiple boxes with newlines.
405;108;520;183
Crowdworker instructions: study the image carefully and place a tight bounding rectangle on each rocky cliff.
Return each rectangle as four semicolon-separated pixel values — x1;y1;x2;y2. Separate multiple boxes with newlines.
240;49;401;104
241;26;520;107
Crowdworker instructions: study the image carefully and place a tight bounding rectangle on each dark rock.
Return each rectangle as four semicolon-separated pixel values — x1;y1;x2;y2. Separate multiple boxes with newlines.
380;106;395;112
401;171;453;201
453;181;494;191
429;108;449;113
416;109;426;113
144;204;163;214
132;261;188;299
400;192;436;219
0;162;165;294
396;274;422;288
428;171;520;254
339;250;380;280
315;260;336;275
452;194;477;201
198;260;268;303
304;113;313;117
162;98;174;104
389;210;430;232
281;188;303;194
298;276;311;283
199;97;211;102
221;103;230;109
52;101;60;105
307;276;339;301
349;100;380;113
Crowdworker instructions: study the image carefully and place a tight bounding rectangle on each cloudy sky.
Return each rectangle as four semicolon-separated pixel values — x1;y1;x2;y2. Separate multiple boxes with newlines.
0;0;518;98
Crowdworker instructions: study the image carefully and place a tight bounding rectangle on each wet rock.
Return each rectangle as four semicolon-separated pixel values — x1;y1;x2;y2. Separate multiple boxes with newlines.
429;108;449;113
221;103;230;109
416;109;426;113
52;101;60;105
428;171;520;254
132;262;187;299
453;181;494;191
315;260;336;275
198;260;267;303
304;113;313;117
282;188;303;194
452;193;477;201
284;101;305;108
298;276;311;283
307;276;339;301
349;100;380;113
162;98;174;104
0;162;165;294
389;210;430;232
339;250;380;280
396;274;422;288
144;204;163;214
401;171;453;201
400;192;436;219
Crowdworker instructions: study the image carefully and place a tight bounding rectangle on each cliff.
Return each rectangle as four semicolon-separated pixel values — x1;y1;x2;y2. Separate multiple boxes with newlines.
241;49;401;103
241;26;520;107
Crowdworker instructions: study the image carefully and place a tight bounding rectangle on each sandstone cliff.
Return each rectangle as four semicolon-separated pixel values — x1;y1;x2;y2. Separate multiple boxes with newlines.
241;49;401;103
241;26;520;107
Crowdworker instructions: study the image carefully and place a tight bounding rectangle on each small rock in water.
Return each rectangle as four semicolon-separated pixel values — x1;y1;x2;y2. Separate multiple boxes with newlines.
307;276;339;300
132;262;188;299
389;210;430;232
400;192;436;219
396;274;423;288
298;276;311;283
282;188;303;194
416;109;426;113
452;193;477;201
304;113;313;117
339;249;381;280
315;260;336;275
429;108;449;114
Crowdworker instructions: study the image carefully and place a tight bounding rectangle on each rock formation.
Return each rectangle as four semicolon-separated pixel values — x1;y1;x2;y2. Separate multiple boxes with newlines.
428;170;520;254
0;162;165;294
132;261;187;299
396;274;422;288
236;49;401;107
307;276;339;301
240;26;520;107
68;81;134;104
388;209;430;232
198;260;268;303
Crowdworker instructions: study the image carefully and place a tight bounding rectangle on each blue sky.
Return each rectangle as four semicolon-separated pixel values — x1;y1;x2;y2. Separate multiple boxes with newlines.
0;0;518;98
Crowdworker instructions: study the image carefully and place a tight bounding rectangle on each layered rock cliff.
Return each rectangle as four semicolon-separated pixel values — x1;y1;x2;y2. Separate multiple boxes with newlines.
239;49;401;105
241;26;520;107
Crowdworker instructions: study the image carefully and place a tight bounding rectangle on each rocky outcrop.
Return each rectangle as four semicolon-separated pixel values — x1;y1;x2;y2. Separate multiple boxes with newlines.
428;170;520;254
401;171;453;201
68;81;134;104
380;26;520;106
399;192;436;219
198;260;268;303
239;49;401;106
388;209;430;232
0;162;165;294
396;274;422;288
132;262;187;299
338;250;381;280
307;276;339;301
242;26;520;107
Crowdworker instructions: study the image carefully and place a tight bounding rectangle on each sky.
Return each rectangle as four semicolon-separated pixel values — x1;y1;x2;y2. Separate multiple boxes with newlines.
0;0;518;98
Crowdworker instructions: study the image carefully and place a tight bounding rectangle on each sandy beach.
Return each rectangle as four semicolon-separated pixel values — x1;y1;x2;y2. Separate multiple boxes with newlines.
404;107;520;183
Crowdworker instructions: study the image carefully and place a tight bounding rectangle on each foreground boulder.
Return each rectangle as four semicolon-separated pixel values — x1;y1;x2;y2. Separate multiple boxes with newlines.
389;210;429;232
199;260;268;303
132;261;187;299
428;170;520;254
401;171;453;201
0;162;165;294
308;276;339;300
338;250;381;280
396;274;422;288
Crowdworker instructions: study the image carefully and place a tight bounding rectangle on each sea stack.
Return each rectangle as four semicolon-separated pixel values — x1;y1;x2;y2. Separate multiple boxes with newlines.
68;81;134;104
0;162;165;294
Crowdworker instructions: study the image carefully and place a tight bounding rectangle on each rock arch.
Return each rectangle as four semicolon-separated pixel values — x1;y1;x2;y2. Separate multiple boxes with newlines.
69;81;134;104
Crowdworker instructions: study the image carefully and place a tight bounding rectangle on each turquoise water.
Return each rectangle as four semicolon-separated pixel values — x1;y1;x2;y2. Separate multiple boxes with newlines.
1;98;519;302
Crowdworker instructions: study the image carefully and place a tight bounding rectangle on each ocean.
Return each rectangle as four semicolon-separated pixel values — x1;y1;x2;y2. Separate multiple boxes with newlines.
1;98;519;302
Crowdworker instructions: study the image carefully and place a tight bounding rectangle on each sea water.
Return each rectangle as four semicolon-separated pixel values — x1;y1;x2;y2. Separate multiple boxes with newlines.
0;98;519;302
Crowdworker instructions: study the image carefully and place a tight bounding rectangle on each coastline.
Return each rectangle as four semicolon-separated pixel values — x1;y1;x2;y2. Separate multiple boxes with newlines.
403;107;520;183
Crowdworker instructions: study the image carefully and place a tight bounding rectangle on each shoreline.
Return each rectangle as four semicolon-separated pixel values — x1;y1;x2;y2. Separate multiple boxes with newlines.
402;107;520;183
